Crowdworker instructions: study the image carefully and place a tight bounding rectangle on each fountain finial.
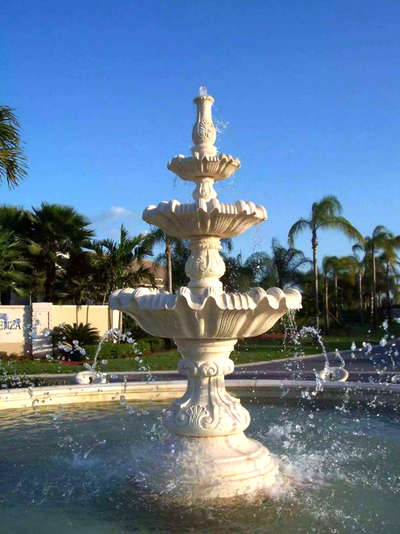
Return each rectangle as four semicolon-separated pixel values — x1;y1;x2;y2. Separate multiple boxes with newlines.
199;85;208;96
191;89;217;158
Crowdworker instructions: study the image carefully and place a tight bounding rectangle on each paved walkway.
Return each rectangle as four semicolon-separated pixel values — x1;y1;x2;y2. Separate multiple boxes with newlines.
106;338;400;384
231;338;400;382
27;339;400;385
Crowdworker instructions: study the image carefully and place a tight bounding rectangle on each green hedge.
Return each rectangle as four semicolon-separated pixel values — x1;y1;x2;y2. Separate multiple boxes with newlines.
84;337;166;359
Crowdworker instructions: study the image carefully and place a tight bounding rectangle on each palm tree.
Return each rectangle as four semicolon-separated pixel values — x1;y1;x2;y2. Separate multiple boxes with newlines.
270;238;310;288
350;248;366;324
288;195;363;328
353;226;389;328
221;253;254;292
92;225;155;302
149;228;233;293
246;239;310;289
147;228;179;292
55;248;95;306
244;251;275;288
0;230;30;304
322;255;349;320
322;256;337;332
0;106;27;188
29;203;94;302
0;205;43;302
379;232;400;323
0;205;31;234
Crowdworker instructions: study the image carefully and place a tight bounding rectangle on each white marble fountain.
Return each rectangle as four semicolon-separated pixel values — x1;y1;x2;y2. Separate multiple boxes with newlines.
110;89;302;501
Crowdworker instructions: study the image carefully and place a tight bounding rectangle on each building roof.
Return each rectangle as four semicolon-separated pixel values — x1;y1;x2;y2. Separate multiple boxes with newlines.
129;259;167;288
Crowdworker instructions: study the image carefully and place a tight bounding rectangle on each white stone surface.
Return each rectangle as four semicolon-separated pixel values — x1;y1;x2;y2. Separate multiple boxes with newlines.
317;366;349;382
1;379;399;411
75;371;107;385
143;198;267;239
111;286;301;339
153;432;279;502
31;302;53;357
191;94;217;158
110;91;302;502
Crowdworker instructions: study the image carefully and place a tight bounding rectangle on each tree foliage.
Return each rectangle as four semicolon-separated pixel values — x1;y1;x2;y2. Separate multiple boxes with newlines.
0;106;27;188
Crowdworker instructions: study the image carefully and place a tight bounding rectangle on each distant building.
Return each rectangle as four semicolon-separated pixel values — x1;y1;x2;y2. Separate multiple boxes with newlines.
128;259;167;289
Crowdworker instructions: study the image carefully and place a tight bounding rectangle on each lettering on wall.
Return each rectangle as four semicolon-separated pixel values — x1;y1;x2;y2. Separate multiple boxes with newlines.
0;318;22;330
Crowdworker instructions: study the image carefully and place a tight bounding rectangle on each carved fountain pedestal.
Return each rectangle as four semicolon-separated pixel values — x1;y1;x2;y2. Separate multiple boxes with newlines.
110;91;301;501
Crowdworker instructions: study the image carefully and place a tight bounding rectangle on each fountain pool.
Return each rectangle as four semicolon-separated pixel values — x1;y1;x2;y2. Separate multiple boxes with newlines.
0;399;399;534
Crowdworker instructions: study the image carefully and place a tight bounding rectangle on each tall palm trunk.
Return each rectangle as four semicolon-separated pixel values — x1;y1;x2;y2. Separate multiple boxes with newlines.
324;276;329;333
312;229;319;329
334;272;338;319
358;271;363;324
164;240;174;350
1;289;11;305
45;262;57;302
166;241;173;293
371;245;377;329
385;262;392;323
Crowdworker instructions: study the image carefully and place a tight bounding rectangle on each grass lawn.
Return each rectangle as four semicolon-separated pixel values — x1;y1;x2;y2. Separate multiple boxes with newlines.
232;333;382;365
0;327;393;376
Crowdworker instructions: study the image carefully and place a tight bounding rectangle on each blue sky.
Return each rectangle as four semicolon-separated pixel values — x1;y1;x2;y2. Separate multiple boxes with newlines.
2;0;399;264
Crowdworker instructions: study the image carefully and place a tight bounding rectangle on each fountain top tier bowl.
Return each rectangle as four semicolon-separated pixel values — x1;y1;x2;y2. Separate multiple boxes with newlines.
143;94;266;240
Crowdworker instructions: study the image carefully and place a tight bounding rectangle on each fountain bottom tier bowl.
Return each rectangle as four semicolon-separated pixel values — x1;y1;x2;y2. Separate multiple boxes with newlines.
149;432;279;502
109;286;302;501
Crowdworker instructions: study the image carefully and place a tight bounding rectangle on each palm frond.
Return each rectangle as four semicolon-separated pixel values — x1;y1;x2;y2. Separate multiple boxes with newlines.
288;218;310;246
0;106;27;188
312;195;342;223
319;215;363;243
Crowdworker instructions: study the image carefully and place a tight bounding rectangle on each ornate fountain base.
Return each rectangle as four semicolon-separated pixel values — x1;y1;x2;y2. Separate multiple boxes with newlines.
161;432;279;502
150;338;280;502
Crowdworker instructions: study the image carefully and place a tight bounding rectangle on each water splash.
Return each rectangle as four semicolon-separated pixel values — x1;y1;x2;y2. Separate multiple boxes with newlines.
199;85;208;96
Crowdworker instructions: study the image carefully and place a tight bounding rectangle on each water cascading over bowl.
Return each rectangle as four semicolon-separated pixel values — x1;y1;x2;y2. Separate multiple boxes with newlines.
110;89;302;501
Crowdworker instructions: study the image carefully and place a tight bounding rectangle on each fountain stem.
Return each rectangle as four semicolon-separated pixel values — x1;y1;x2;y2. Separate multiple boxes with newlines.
166;339;250;437
185;236;225;293
191;95;217;158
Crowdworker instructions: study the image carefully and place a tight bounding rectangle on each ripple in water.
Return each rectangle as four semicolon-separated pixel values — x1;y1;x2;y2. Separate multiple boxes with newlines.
0;400;399;533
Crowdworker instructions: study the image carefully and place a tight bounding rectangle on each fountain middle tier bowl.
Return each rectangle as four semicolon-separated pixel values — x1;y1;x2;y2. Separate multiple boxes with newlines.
143;199;267;239
110;286;301;340
167;153;241;182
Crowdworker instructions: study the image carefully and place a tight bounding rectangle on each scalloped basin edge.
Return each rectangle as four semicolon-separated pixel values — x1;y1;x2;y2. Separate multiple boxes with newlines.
110;286;302;339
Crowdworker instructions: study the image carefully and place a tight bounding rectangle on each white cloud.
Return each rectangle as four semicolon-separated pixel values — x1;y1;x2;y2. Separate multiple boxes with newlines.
90;205;148;241
92;205;138;223
109;206;133;218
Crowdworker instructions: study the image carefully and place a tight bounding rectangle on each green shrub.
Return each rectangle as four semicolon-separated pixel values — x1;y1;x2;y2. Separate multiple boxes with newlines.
85;342;136;360
150;337;165;351
121;315;148;339
53;322;101;346
83;336;166;361
137;339;151;354
52;322;101;361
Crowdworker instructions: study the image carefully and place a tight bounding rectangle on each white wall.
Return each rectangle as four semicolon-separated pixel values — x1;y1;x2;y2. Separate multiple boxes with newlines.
0;304;119;356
